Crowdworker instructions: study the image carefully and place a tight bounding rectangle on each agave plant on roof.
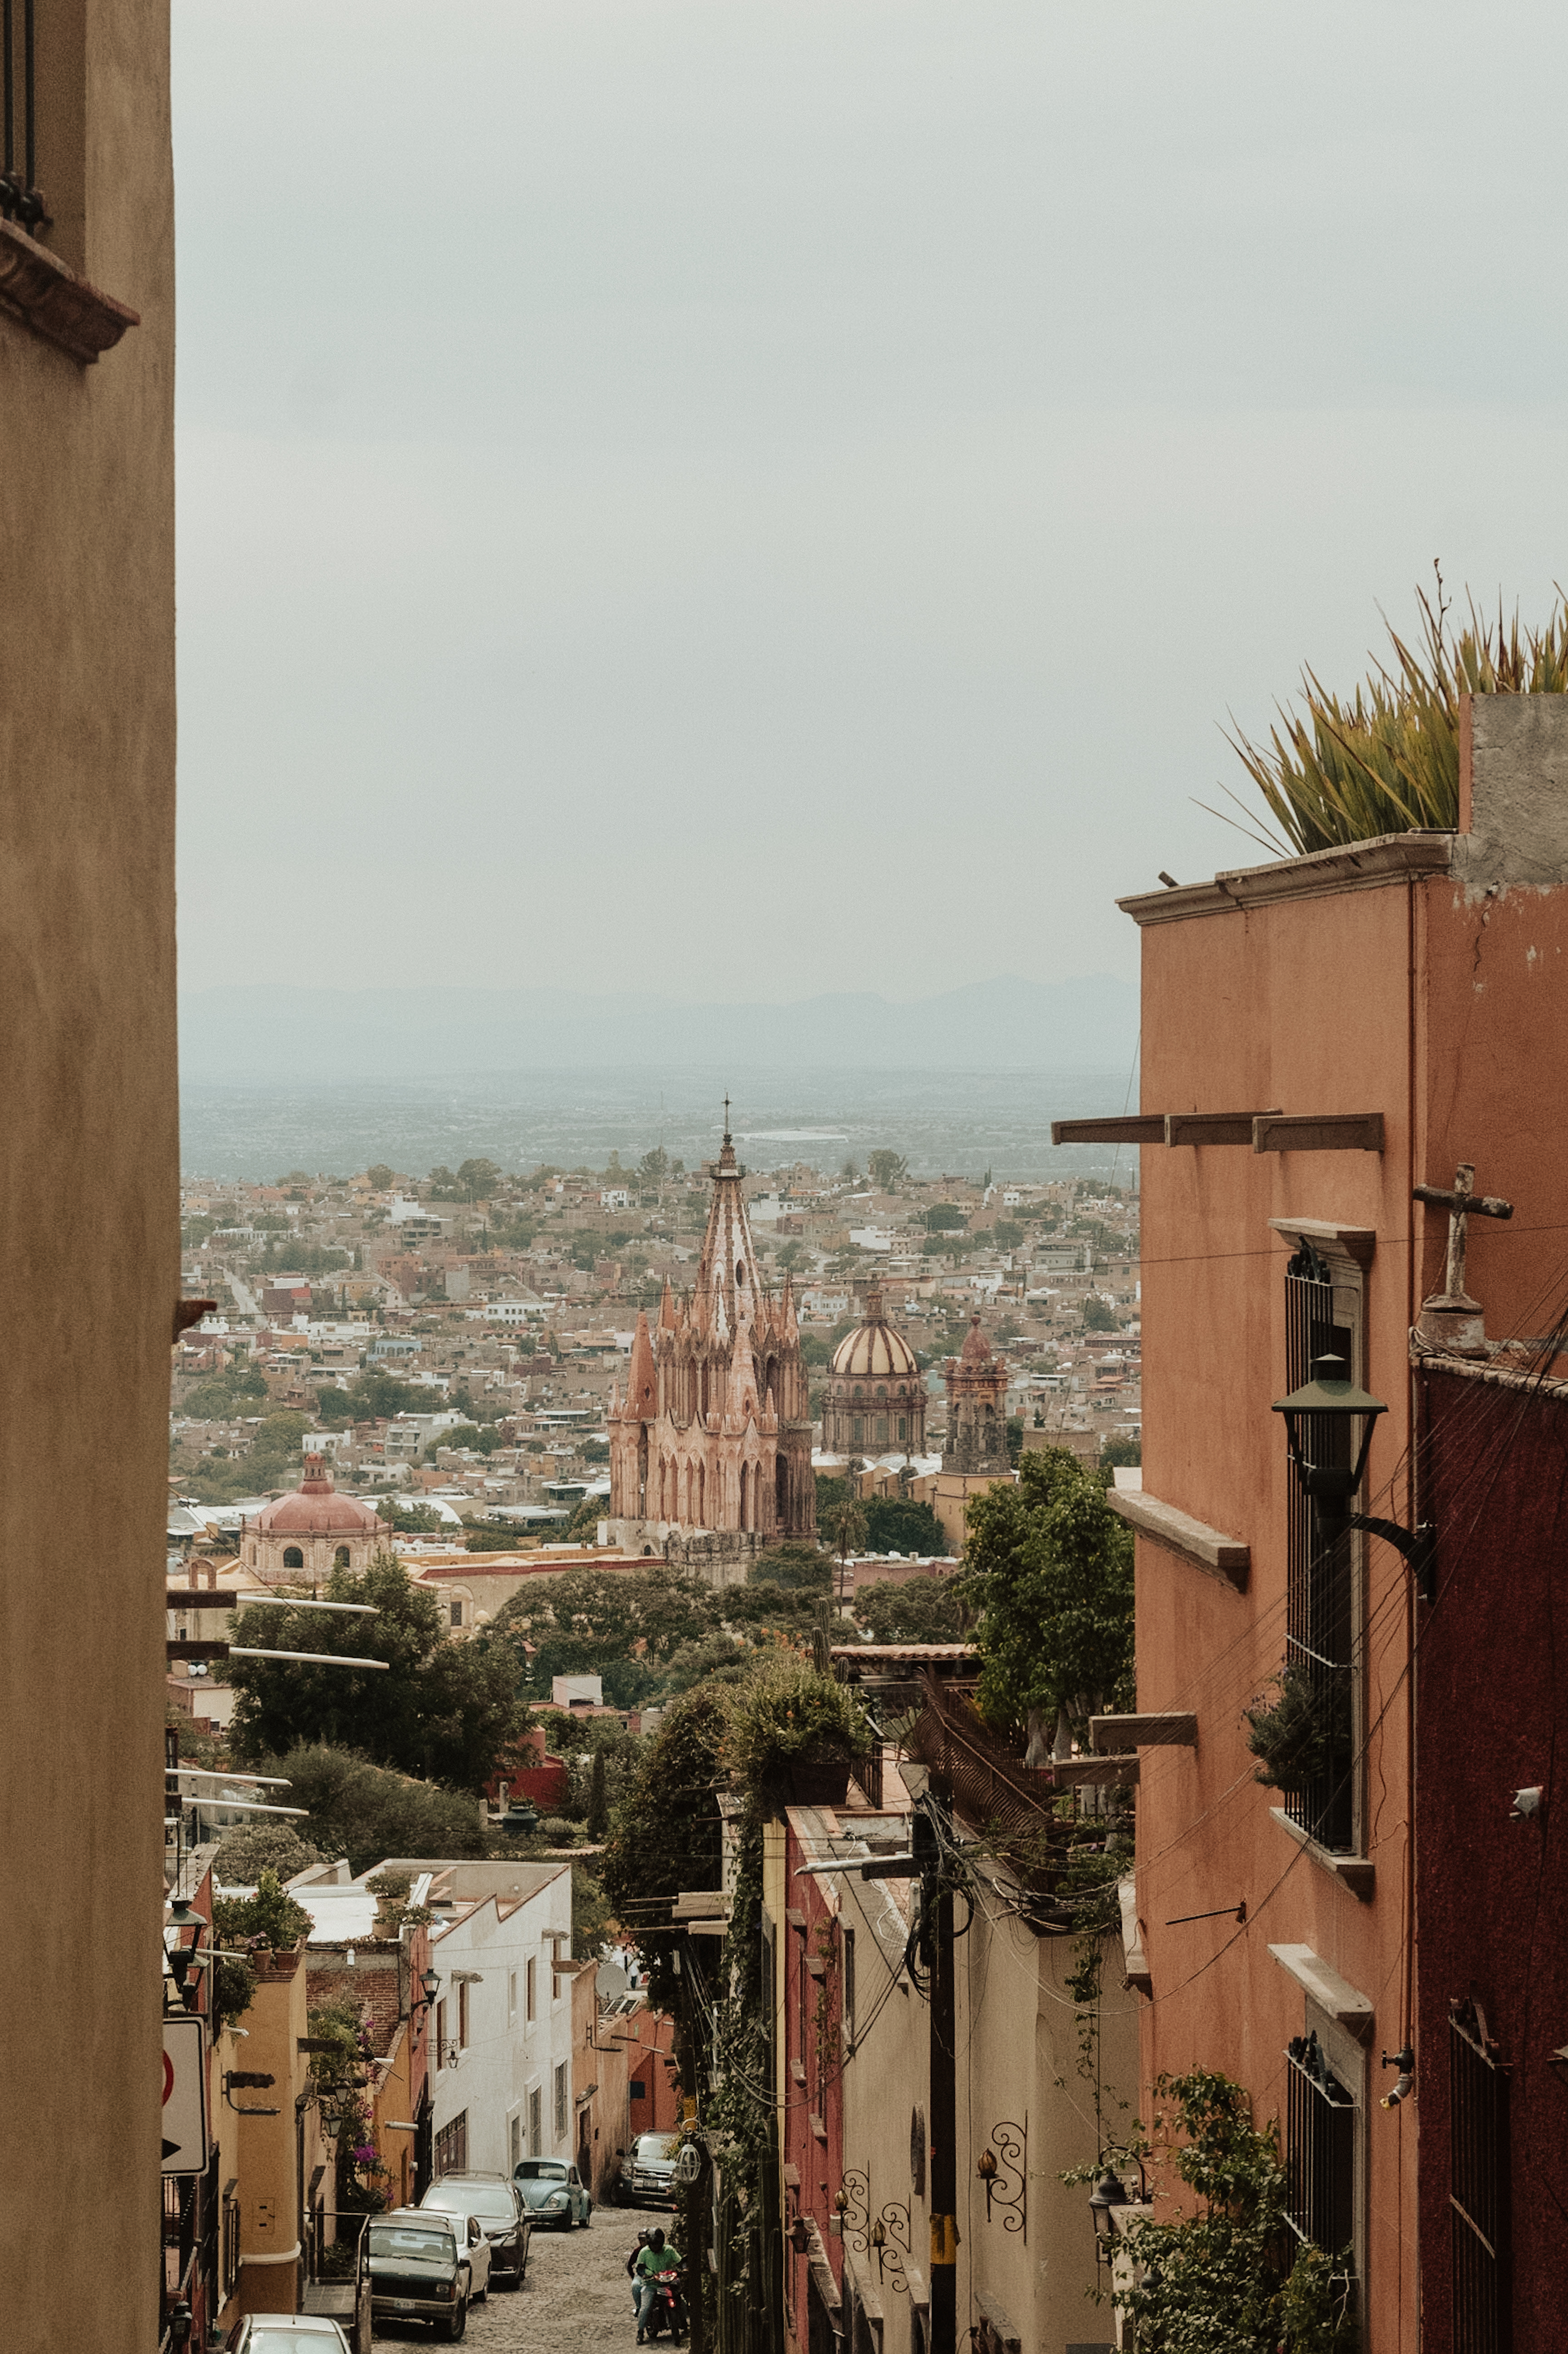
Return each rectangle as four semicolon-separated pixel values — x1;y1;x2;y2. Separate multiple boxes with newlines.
1215;567;1568;858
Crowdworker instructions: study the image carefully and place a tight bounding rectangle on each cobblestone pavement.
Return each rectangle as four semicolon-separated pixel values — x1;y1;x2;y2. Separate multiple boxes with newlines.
375;2208;665;2351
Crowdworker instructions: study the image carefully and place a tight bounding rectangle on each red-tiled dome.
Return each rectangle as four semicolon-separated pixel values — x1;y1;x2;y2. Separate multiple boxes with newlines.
253;1457;384;1536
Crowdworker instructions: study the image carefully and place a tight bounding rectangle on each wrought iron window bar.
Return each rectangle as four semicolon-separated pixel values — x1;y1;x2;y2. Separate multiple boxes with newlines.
1450;1997;1510;2354
1283;2029;1356;2263
1;0;48;233
1283;1246;1356;1852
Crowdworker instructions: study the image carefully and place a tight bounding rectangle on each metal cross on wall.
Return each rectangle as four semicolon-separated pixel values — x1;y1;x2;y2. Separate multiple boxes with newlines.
1412;1163;1514;1305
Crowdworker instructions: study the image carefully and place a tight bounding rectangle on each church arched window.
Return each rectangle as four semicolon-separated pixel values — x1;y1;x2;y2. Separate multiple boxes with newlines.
282;1545;304;1569
334;1545;350;1568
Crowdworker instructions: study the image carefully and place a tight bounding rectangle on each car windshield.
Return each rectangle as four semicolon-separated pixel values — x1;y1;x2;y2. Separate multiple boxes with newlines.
428;2188;515;2221
635;2135;678;2164
247;2336;344;2353
369;2225;453;2262
517;2161;568;2181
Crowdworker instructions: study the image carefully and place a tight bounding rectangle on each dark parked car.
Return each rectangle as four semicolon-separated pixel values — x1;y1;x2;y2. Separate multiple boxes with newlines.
420;2171;533;2286
366;2207;488;2340
619;2131;679;2208
513;2154;593;2227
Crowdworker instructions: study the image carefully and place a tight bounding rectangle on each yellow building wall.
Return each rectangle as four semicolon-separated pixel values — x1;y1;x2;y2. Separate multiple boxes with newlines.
235;1953;311;2314
0;4;178;2350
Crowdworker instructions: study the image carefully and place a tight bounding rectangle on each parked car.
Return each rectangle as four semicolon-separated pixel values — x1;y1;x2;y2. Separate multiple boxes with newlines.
225;2321;351;2352
513;2153;594;2228
619;2130;679;2207
420;2171;533;2287
365;2206;490;2340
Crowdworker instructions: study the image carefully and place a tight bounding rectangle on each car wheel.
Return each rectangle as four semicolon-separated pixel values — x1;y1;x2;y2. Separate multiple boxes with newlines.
445;2293;468;2341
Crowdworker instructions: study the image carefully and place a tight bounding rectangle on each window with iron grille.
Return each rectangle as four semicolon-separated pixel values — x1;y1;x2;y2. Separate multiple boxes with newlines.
1;2;47;234
554;2061;568;2140
1284;2030;1356;2263
529;2085;543;2156
1283;1239;1356;1851
1450;1998;1510;2354
434;2111;468;2175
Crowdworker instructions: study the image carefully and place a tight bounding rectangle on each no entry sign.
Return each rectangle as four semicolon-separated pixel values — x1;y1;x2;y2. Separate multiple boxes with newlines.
162;2014;210;2175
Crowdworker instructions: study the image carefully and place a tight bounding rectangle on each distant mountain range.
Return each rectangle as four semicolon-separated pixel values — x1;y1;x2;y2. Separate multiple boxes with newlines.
180;976;1139;1083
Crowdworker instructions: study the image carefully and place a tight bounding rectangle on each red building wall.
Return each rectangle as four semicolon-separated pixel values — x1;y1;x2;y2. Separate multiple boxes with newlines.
781;1814;845;2332
1416;1364;1568;2354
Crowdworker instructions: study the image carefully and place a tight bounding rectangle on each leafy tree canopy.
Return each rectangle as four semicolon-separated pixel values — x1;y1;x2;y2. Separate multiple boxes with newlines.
181;1365;268;1419
1083;1292;1118;1331
961;1446;1134;1742
311;1368;431;1427
256;1743;493;1876
853;1574;966;1644
1100;1433;1142;1469
365;1164;395;1191
748;1542;832;1592
211;1820;323;1884
492;1566;718;1703
600;1685;729;2013
924;1202;968;1232
228;1551;525;1788
862;1496;947;1557
867;1150;909;1190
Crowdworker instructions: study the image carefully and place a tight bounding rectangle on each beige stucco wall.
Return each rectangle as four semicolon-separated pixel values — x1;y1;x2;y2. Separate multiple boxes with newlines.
0;3;177;2349
235;1957;311;2314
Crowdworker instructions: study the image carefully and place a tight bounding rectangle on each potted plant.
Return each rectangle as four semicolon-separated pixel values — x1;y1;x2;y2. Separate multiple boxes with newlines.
723;1655;873;1809
212;1869;313;1978
365;1868;413;1938
1244;1665;1348;1792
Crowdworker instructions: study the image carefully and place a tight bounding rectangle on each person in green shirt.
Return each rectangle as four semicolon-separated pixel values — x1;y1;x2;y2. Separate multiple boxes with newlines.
634;2227;685;2342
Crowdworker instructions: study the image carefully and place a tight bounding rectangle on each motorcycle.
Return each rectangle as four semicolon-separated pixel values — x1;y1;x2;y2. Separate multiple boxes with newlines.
641;2265;686;2344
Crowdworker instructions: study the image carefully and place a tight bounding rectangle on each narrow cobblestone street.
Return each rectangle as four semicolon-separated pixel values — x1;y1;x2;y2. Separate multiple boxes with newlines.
374;2210;662;2352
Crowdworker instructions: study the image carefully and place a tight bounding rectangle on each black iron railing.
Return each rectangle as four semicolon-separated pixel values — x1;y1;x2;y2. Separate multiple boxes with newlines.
1;0;48;234
1284;2030;1356;2261
849;1744;884;1810
1451;1998;1510;2354
1284;1247;1355;1851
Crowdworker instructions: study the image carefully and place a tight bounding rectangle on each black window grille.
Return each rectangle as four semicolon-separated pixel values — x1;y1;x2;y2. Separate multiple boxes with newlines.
1450;1998;1510;2354
1284;2030;1356;2262
1283;1240;1355;1850
0;0;47;233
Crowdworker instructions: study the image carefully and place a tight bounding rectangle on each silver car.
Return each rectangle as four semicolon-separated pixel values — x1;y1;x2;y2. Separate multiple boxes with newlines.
225;2321;350;2353
367;2206;491;2339
420;2172;532;2286
620;2130;679;2208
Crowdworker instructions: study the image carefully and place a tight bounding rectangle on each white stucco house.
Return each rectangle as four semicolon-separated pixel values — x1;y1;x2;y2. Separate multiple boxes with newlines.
377;1858;576;2178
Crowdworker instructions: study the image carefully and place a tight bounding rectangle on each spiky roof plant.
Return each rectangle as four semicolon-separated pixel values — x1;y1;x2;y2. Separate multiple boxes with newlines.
1219;573;1568;858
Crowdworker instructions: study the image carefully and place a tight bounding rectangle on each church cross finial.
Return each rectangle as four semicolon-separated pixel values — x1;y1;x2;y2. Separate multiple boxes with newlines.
1413;1163;1514;1306
723;1093;731;1142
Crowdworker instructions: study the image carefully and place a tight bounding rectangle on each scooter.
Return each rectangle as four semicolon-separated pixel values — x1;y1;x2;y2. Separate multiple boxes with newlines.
641;2265;686;2344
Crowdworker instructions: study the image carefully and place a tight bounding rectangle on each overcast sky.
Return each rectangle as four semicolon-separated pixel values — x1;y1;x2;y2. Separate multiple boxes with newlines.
173;1;1568;1001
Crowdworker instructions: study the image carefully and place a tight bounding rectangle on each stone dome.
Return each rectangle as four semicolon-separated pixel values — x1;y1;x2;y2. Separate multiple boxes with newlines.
253;1458;383;1537
242;1455;390;1583
831;1297;919;1379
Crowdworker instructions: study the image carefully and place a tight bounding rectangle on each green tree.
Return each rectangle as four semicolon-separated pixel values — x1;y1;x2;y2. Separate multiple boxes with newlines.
601;1686;728;2013
1112;2071;1357;2352
1100;1433;1142;1469
993;1219;1024;1251
747;1542;832;1592
457;1157;503;1200
492;1566;718;1701
822;1499;868;1600
638;1146;669;1183
180;1365;268;1418
868;1150;909;1191
259;1743;493;1874
961;1447;1134;1742
924;1202;967;1232
1083;1293;1118;1331
211;1821;323;1884
365;1165;395;1190
586;1749;609;1840
861;1496;947;1556
853;1575;965;1643
228;1552;524;1787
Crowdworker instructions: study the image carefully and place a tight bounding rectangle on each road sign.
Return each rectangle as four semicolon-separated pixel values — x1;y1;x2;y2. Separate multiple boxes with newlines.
162;2014;210;2175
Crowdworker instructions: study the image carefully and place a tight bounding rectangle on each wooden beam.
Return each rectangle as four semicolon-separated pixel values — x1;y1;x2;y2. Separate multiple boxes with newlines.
1053;1754;1141;1786
1253;1113;1385;1155
166;1640;230;1662
1050;1115;1166;1146
165;1590;238;1609
1164;1109;1281;1147
1090;1712;1198;1751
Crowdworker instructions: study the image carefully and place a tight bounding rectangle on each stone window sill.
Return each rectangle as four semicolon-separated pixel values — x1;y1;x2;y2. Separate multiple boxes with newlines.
0;217;138;363
1106;1487;1249;1591
1270;1807;1375;1901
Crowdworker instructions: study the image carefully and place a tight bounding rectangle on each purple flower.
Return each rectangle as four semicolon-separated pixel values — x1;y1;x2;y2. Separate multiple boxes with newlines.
352;2145;378;2166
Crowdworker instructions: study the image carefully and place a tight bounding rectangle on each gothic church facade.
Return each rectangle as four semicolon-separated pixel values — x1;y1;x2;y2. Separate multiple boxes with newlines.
606;1124;816;1575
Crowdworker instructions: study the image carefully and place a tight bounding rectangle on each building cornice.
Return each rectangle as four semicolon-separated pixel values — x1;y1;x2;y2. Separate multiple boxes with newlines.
1118;830;1455;928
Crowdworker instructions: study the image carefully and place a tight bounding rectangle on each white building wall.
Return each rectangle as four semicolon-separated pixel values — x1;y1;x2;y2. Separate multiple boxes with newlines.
428;1869;576;2177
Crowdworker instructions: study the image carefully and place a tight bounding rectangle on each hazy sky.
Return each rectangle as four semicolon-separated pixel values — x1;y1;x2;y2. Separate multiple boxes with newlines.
173;1;1568;1000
